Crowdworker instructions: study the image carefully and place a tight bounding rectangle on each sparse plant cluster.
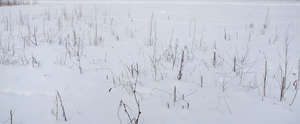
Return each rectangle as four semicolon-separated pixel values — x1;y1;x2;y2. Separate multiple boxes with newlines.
0;0;24;6
1;3;299;124
118;83;142;124
110;63;143;124
167;85;191;109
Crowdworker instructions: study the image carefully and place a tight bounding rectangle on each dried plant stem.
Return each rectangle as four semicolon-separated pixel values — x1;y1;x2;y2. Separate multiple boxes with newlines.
173;86;177;104
200;75;203;88
133;89;141;124
280;38;288;102
177;50;184;80
56;95;58;120
10;110;13;124
264;60;267;97
233;56;236;72
290;59;300;105
57;91;67;121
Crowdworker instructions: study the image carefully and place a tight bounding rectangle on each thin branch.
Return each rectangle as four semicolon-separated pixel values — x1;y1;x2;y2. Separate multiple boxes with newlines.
56;91;67;121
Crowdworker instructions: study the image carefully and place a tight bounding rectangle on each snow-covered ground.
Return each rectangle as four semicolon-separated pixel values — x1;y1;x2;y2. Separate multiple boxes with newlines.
0;1;300;124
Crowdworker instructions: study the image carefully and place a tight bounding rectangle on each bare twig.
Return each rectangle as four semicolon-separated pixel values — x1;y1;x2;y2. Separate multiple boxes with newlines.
120;82;142;124
280;36;289;102
200;75;203;88
56;95;58;120
264;59;268;97
121;100;133;124
173;86;177;104
56;91;67;121
213;43;217;67
290;59;300;105
133;88;141;124
233;56;236;72
177;50;184;80
10;110;13;124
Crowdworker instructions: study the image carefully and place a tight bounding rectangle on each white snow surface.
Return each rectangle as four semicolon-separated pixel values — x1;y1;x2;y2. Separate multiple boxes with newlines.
0;1;300;124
